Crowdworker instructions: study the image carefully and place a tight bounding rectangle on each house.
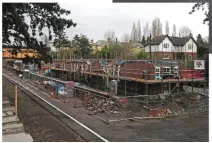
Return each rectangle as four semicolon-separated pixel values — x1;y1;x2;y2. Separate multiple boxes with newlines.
92;40;145;56
144;35;198;60
127;42;145;56
92;40;108;54
130;42;144;49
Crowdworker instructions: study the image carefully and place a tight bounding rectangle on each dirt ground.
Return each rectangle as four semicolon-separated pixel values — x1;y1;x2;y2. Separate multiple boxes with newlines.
109;114;209;142
3;78;82;142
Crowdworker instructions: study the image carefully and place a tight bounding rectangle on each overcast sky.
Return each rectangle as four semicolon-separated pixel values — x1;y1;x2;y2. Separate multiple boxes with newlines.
56;1;208;42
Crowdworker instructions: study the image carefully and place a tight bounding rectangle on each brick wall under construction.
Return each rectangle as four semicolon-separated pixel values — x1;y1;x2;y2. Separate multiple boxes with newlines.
51;59;204;80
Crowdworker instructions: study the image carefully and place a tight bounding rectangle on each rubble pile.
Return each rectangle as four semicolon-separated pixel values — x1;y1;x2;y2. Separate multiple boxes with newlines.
84;96;119;114
164;102;184;113
147;101;185;117
149;108;168;117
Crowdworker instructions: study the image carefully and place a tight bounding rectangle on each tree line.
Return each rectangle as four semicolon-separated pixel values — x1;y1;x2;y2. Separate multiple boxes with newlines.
122;18;193;45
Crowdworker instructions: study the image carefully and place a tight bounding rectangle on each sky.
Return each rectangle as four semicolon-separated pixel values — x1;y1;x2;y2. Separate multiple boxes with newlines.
49;1;208;42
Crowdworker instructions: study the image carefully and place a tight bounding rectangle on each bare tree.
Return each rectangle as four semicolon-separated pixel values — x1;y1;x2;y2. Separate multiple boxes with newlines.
143;25;146;38
151;17;162;37
158;21;162;36
137;20;141;42
104;29;116;41
149;26;152;37
146;22;149;37
172;24;177;36
165;21;170;35
179;26;192;37
152;20;156;37
131;22;137;42
121;33;130;42
142;22;150;38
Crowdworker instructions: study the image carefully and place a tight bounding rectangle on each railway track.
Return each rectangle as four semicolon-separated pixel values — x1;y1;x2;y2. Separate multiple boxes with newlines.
3;65;116;98
3;72;109;142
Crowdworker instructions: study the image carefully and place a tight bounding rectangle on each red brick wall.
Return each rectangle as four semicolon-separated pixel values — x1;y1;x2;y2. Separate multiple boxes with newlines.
184;53;197;60
119;61;155;80
151;52;174;60
91;61;101;72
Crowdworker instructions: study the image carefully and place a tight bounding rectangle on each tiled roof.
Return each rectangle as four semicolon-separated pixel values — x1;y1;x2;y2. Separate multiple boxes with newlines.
94;40;108;46
169;36;190;46
145;35;194;46
150;35;167;45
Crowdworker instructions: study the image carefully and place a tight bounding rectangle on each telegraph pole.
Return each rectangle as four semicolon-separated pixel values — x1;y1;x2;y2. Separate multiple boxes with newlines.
149;34;152;59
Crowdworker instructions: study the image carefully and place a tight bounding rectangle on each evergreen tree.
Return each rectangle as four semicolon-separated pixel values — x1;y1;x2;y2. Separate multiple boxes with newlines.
141;36;146;45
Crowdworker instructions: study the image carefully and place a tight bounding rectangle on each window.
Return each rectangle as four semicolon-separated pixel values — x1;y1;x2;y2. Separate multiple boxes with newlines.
188;55;192;60
155;67;160;76
163;44;169;48
188;44;193;50
155;67;160;73
173;67;179;74
163;54;169;59
163;67;171;74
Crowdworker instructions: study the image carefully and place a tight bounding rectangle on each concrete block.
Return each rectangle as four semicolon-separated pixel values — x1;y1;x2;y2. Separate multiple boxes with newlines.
3;123;24;130
159;94;166;100
6;111;14;116
3;112;7;117
3;116;19;124
3;133;33;142
167;109;172;114
3;97;8;101
3;107;15;112
3;101;10;105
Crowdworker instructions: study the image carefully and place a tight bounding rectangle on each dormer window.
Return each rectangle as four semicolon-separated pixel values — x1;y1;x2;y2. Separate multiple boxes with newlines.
163;44;169;48
188;44;193;50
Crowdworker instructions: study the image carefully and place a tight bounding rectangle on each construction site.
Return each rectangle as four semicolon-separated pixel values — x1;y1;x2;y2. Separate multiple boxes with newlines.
4;57;208;117
2;55;209;142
